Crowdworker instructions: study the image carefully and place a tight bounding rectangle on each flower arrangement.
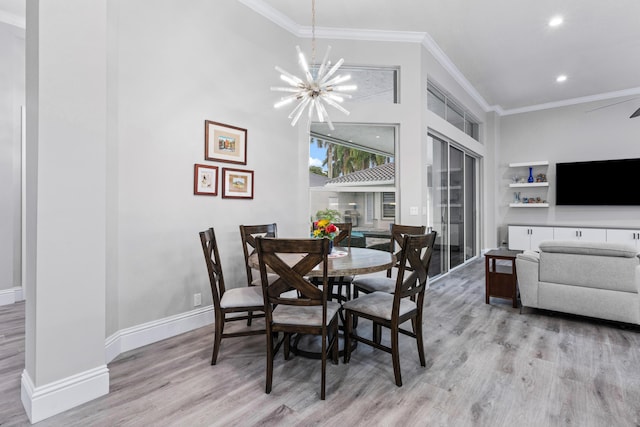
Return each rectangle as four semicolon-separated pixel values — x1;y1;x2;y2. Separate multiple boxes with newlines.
312;219;338;240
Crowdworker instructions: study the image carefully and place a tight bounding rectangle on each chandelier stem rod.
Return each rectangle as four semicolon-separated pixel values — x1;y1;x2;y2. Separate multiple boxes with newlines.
311;0;316;66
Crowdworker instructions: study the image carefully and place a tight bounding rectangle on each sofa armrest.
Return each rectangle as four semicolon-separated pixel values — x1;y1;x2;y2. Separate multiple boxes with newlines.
518;250;540;263
516;251;540;308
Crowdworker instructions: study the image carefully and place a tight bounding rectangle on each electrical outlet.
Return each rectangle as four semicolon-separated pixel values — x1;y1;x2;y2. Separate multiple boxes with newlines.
193;293;202;307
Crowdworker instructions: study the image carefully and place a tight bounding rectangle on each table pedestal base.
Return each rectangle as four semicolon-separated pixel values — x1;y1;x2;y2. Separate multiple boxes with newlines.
290;332;357;360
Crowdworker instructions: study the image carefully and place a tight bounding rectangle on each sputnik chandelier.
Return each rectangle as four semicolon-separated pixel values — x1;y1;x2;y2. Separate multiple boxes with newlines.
271;0;357;130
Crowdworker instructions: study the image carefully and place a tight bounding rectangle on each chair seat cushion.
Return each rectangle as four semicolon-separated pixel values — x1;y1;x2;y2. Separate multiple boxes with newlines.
343;291;416;320
352;276;396;294
250;272;279;287
220;286;264;309
272;301;341;326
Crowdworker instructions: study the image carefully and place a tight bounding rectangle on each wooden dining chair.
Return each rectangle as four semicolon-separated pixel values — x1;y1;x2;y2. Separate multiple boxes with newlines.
352;224;426;296
239;223;278;326
328;222;353;302
256;237;341;400
332;222;352;248
343;231;437;387
239;223;278;287
199;227;265;365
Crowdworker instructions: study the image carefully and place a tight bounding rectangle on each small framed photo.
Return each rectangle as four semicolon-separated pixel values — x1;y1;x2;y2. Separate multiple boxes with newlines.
222;168;254;199
205;120;247;165
193;164;218;196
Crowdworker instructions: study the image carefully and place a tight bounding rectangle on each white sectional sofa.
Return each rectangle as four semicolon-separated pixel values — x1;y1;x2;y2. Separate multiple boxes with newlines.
516;240;640;325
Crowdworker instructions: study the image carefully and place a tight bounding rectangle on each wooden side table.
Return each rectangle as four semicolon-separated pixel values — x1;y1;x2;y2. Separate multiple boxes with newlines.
484;249;522;308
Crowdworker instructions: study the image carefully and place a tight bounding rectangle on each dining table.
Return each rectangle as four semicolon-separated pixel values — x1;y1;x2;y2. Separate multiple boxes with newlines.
248;246;395;278
248;245;396;358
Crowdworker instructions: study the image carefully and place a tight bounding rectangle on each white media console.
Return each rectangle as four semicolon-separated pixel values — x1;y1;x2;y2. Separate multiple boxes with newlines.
508;225;640;251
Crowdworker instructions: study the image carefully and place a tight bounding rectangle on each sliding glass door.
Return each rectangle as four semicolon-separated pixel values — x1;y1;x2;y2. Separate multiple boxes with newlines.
426;134;478;276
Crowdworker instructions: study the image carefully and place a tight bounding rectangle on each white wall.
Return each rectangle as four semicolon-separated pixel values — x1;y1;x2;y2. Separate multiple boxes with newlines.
105;11;502;335
109;0;305;333
421;46;492;249
23;1;109;421
498;97;640;244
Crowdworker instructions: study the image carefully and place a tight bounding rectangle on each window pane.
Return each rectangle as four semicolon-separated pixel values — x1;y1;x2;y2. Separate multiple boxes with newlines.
428;81;481;142
382;192;396;218
313;66;398;104
427;86;446;119
466;121;479;139
464;155;476;260
446;101;465;132
449;146;464;268
309;123;396;245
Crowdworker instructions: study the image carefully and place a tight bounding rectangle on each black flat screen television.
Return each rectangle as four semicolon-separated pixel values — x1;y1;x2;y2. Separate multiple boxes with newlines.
556;158;640;206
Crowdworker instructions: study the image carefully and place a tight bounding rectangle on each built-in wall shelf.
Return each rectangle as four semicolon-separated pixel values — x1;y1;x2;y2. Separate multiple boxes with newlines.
508;160;550;207
509;182;549;188
509;203;549;208
509;161;549;168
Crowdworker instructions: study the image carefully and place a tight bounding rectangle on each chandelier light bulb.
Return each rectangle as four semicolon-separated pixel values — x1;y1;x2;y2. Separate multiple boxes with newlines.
271;45;357;130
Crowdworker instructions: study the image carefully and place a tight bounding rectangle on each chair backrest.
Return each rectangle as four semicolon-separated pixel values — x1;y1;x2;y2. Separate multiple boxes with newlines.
255;237;330;317
332;222;352;248
199;227;225;311
392;231;437;308
239;223;278;286
387;224;427;277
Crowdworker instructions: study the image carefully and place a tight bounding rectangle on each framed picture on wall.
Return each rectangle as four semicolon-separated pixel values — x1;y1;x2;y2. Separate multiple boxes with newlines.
205;120;247;165
193;164;218;196
221;168;254;199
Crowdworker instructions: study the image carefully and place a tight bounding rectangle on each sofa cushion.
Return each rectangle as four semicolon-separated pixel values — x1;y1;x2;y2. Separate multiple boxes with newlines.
539;240;638;258
539;250;639;293
538;281;640;325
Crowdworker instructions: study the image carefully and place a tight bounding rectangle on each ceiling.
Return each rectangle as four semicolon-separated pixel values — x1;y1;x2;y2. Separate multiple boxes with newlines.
254;0;640;114
3;1;638;152
0;0;22;16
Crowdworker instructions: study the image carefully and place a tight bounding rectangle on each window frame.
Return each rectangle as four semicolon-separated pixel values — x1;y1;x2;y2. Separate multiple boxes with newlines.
427;81;480;142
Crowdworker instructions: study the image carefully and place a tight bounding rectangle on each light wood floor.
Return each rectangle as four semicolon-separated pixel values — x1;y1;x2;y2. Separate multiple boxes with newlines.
2;259;639;426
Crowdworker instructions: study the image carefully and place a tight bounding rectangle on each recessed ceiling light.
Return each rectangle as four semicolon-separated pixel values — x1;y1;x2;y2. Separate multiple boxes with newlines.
376;135;380;139
549;16;563;27
556;75;567;83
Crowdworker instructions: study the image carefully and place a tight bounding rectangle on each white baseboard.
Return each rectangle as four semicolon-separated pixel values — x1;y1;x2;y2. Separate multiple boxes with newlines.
21;365;109;424
17;305;213;423
105;305;214;364
0;287;23;306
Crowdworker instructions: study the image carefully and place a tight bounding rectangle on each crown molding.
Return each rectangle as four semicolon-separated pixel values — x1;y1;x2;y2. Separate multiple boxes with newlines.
238;0;301;35
0;10;25;29
501;87;640;116
240;0;640;118
240;0;494;114
420;32;493;113
303;26;426;43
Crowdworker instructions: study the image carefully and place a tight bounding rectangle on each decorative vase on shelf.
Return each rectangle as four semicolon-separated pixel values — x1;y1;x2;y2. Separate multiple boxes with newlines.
527;167;534;183
328;239;334;254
